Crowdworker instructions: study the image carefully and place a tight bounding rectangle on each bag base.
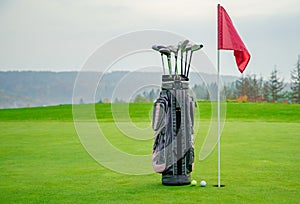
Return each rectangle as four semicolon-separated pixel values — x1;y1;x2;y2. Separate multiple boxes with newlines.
162;174;191;186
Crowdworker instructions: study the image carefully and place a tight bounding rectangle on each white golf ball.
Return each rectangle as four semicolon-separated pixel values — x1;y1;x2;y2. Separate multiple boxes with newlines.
200;180;206;187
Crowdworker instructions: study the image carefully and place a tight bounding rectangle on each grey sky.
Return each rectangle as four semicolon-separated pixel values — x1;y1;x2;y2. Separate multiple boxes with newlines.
0;0;299;80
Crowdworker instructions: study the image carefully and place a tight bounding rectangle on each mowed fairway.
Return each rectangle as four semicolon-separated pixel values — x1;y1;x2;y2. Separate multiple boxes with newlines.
1;102;300;203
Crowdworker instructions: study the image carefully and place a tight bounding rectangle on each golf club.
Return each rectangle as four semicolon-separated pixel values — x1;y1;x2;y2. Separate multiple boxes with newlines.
168;45;179;76
186;44;204;78
152;45;167;75
159;47;172;77
180;40;189;76
184;44;192;77
177;42;181;76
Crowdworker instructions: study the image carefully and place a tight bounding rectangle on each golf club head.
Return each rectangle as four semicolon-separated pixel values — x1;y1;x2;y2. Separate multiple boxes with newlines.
159;47;171;56
168;45;179;55
180;40;189;52
152;45;169;75
186;44;204;78
185;44;193;51
183;44;193;76
177;41;182;53
168;46;178;56
159;48;172;76
167;45;179;76
152;45;166;51
179;40;189;76
191;44;204;52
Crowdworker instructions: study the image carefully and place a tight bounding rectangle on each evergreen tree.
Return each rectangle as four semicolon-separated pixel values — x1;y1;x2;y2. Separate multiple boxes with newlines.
264;67;285;102
236;75;251;100
192;83;209;100
291;55;300;103
148;89;156;102
224;81;238;100
262;81;270;102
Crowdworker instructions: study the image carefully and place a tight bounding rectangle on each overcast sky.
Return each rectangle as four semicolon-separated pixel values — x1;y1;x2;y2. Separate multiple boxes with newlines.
0;0;299;80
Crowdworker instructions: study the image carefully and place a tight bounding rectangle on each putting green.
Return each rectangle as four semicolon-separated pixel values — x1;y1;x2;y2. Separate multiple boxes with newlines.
0;102;299;203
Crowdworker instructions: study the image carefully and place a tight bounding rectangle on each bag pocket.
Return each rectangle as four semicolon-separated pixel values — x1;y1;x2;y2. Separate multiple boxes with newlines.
152;128;166;173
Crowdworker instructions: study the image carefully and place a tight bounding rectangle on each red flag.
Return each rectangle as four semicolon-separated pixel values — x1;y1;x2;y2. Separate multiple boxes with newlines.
218;4;250;73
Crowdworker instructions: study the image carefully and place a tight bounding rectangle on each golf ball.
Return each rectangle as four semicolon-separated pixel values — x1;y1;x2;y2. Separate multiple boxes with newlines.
191;180;197;186
200;180;206;187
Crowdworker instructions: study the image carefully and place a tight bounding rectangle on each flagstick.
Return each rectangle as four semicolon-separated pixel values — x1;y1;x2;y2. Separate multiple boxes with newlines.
217;3;221;188
217;49;221;188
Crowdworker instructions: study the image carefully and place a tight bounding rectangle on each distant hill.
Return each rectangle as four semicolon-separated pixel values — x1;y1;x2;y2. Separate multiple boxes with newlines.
0;71;238;108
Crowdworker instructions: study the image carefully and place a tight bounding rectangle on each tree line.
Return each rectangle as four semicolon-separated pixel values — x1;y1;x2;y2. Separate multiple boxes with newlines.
135;55;300;103
138;55;300;104
193;55;300;103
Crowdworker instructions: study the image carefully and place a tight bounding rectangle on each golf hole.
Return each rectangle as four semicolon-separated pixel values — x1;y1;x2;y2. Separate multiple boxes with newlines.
213;184;225;187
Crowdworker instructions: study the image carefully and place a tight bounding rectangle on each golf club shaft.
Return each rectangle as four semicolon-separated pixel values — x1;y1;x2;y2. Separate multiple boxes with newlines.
181;52;183;75
186;51;193;78
167;56;172;76
175;56;178;76
160;54;166;75
184;51;188;76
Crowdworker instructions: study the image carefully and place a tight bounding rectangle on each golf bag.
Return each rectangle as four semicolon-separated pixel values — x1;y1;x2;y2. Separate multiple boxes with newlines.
152;75;195;186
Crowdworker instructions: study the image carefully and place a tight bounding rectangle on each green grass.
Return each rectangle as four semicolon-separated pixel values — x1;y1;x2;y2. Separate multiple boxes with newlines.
1;102;300;203
1;101;299;122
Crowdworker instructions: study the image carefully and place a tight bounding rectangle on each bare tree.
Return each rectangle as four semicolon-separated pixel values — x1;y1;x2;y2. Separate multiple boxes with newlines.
236;75;250;99
235;74;264;102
